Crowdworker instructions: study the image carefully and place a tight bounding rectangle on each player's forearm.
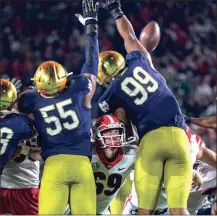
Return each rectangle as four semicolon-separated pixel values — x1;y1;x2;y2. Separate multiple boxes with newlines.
81;35;99;77
115;16;143;53
115;16;136;45
198;147;217;168
115;16;153;67
105;0;134;43
80;0;99;76
190;116;216;129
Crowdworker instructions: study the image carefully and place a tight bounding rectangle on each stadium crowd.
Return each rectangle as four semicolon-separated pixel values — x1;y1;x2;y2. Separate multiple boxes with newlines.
0;0;216;149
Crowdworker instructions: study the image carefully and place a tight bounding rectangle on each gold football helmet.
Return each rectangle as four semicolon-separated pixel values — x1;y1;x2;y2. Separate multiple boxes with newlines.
31;61;68;97
0;79;17;112
98;51;126;87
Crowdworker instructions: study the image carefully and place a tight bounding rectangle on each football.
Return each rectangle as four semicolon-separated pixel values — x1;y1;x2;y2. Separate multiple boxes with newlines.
139;21;161;52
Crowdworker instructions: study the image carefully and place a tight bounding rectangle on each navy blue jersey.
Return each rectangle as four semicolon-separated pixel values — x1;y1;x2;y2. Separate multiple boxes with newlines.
18;75;92;160
98;51;185;139
0;113;34;173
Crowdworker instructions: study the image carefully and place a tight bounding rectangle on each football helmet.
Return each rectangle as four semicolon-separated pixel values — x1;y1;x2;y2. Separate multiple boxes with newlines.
93;114;126;148
98;51;126;87
0;79;17;112
31;61;68;97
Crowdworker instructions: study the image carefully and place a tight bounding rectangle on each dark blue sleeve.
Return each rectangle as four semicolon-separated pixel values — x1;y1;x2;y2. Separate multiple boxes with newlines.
97;82;118;114
126;50;147;64
17;90;36;114
0;141;19;176
0;144;17;175
81;35;99;77
68;75;91;95
20;117;35;140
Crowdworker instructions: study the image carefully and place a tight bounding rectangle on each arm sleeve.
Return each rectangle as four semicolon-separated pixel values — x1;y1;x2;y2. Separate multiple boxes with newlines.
68;75;92;95
81;35;99;77
97;83;118;114
17;91;35;114
20;117;35;140
126;50;146;64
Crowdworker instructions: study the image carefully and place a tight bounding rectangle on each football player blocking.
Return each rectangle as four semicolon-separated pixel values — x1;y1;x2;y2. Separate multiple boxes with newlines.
123;131;216;215
98;0;192;215
109;20;161;215
0;139;40;215
16;0;100;214
0;80;36;214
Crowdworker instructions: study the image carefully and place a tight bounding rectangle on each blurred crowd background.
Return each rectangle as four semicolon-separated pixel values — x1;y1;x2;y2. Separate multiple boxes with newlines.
0;0;216;150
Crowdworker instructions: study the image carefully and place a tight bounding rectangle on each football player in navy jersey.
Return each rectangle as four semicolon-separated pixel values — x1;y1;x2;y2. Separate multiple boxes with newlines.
0;79;34;176
17;0;99;214
97;0;192;215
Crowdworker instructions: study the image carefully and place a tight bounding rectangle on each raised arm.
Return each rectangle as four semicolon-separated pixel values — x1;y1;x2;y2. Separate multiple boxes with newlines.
78;0;100;108
103;0;154;68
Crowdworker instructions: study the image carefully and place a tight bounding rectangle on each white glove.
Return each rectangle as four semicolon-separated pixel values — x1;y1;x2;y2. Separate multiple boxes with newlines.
8;78;23;93
75;13;85;26
75;13;97;26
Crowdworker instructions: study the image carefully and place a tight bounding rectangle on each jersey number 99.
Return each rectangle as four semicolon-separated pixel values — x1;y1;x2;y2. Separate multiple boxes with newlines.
121;66;158;105
39;98;80;136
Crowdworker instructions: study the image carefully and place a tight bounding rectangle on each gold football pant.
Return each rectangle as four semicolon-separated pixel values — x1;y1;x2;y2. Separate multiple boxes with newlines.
135;126;192;210
39;154;96;214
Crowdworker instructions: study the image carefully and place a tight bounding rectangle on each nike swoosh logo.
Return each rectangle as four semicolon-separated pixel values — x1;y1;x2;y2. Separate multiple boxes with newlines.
118;168;125;171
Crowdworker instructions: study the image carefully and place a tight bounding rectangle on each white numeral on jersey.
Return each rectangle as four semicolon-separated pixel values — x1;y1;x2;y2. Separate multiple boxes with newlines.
0;127;14;155
121;66;158;105
39;98;80;136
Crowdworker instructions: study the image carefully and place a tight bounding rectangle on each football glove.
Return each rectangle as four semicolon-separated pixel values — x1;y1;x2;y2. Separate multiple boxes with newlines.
102;0;124;20
76;0;99;35
9;78;23;93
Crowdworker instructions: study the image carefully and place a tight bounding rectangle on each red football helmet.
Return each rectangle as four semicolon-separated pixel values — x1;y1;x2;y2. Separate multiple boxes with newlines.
93;115;126;148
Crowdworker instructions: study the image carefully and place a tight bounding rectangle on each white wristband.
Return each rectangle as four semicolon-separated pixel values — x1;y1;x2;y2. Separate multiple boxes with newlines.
20;146;30;156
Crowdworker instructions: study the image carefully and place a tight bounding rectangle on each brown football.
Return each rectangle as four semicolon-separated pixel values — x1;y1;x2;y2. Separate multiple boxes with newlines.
139;21;161;52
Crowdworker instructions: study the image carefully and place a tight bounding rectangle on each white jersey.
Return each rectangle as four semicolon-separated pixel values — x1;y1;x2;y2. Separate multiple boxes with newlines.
91;145;138;214
1;139;40;189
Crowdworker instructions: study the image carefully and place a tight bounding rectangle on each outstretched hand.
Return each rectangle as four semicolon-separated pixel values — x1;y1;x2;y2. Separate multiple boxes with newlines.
75;0;100;26
101;0;123;20
9;78;23;93
102;0;121;11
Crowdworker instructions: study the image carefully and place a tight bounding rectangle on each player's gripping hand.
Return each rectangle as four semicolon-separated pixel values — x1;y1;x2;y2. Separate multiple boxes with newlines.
75;0;99;35
192;170;203;190
102;0;124;20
